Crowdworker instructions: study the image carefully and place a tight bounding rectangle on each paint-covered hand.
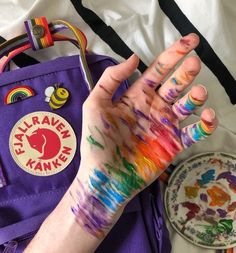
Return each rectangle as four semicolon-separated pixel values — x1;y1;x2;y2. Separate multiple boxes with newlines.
71;33;217;237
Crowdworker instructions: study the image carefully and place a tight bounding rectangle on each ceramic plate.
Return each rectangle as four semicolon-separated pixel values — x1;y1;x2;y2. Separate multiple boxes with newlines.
165;152;236;249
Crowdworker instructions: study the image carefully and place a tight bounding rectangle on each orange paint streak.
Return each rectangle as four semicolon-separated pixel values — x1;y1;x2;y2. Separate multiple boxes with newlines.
147;136;172;163
176;50;186;55
135;152;159;181
179;71;191;82
123;114;136;128
134;136;171;170
207;186;231;207
105;112;119;129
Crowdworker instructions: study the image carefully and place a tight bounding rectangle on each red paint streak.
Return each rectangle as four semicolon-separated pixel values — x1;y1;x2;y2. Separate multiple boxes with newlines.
180;38;191;47
140;135;172;164
149;116;181;155
99;85;112;95
182;201;200;221
135;139;165;170
228;201;236;212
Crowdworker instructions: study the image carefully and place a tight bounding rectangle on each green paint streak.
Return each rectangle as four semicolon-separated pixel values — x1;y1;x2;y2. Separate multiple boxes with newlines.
104;153;145;198
197;218;233;244
87;135;104;149
95;126;107;147
104;163;131;197
116;145;122;158
218;219;233;234
198;123;210;137
96;146;146;201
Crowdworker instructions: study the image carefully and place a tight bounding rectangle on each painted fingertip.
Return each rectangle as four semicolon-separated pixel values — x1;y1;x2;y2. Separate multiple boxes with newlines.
187;33;200;43
202;108;216;122
191;85;208;101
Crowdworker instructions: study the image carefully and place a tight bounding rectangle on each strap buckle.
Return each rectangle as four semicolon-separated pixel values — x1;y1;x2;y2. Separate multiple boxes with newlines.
24;17;54;51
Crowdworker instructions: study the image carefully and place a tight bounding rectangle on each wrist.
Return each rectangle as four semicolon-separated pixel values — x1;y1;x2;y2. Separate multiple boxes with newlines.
71;170;126;236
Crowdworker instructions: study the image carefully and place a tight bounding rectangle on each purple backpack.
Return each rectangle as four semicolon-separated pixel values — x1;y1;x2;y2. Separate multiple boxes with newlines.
0;17;171;253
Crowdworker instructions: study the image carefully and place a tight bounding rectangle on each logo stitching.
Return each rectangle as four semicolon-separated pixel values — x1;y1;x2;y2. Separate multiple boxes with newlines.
9;112;77;176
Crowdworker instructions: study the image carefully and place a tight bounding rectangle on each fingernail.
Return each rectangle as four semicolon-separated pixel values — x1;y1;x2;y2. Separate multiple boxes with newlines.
183;33;199;43
198;85;208;95
128;54;139;61
191;85;208;102
207;108;216;121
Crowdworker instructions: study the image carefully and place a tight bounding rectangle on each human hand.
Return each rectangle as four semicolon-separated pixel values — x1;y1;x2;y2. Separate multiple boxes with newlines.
71;33;217;238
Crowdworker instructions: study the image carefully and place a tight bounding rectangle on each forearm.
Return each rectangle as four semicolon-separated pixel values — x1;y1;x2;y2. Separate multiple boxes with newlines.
24;173;124;253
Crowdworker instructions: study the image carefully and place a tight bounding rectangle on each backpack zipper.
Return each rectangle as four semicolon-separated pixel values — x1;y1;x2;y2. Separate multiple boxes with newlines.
3;230;37;253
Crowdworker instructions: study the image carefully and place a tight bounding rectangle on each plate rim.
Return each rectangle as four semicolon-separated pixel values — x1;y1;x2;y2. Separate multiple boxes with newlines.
164;151;236;249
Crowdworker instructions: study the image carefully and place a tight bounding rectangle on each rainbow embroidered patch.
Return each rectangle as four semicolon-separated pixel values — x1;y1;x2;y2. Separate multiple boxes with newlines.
4;86;35;105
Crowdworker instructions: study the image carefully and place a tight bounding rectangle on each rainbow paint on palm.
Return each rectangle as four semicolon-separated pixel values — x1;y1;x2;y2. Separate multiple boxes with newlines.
70;56;216;238
71;102;215;238
71;106;183;237
4;85;35;105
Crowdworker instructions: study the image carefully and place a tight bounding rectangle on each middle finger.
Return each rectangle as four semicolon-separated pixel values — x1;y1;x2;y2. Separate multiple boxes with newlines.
158;56;201;103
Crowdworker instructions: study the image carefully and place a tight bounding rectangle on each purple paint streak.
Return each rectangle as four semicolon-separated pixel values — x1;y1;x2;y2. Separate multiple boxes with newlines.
206;208;216;216
181;128;195;148
165;88;177;101
144;78;156;88
133;108;149;120
200;193;208;202
71;179;112;238
217;171;236;185
160;117;181;138
217;209;227;218
135;133;145;142
173;104;192;116
100;113;110;129
160;117;171;126
119;117;129;127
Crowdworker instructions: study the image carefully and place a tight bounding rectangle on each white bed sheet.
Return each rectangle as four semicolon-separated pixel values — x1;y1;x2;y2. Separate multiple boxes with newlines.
0;1;235;252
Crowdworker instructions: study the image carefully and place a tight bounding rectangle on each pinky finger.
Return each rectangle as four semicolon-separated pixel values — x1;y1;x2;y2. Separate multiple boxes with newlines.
181;108;217;149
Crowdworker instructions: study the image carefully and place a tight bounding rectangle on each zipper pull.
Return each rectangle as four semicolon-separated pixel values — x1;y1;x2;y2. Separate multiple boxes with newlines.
3;241;18;253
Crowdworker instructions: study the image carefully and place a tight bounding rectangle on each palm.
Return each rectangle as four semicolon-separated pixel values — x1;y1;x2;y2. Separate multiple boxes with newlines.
73;34;217;238
94;87;182;183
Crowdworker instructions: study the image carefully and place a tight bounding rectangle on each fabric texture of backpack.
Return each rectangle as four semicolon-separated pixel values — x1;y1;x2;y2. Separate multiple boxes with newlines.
0;17;171;253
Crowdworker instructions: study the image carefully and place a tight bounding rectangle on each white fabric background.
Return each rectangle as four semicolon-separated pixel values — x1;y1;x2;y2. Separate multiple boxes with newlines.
0;1;235;252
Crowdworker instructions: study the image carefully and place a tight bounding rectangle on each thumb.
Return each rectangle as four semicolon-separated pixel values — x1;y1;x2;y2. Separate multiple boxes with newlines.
92;54;139;100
